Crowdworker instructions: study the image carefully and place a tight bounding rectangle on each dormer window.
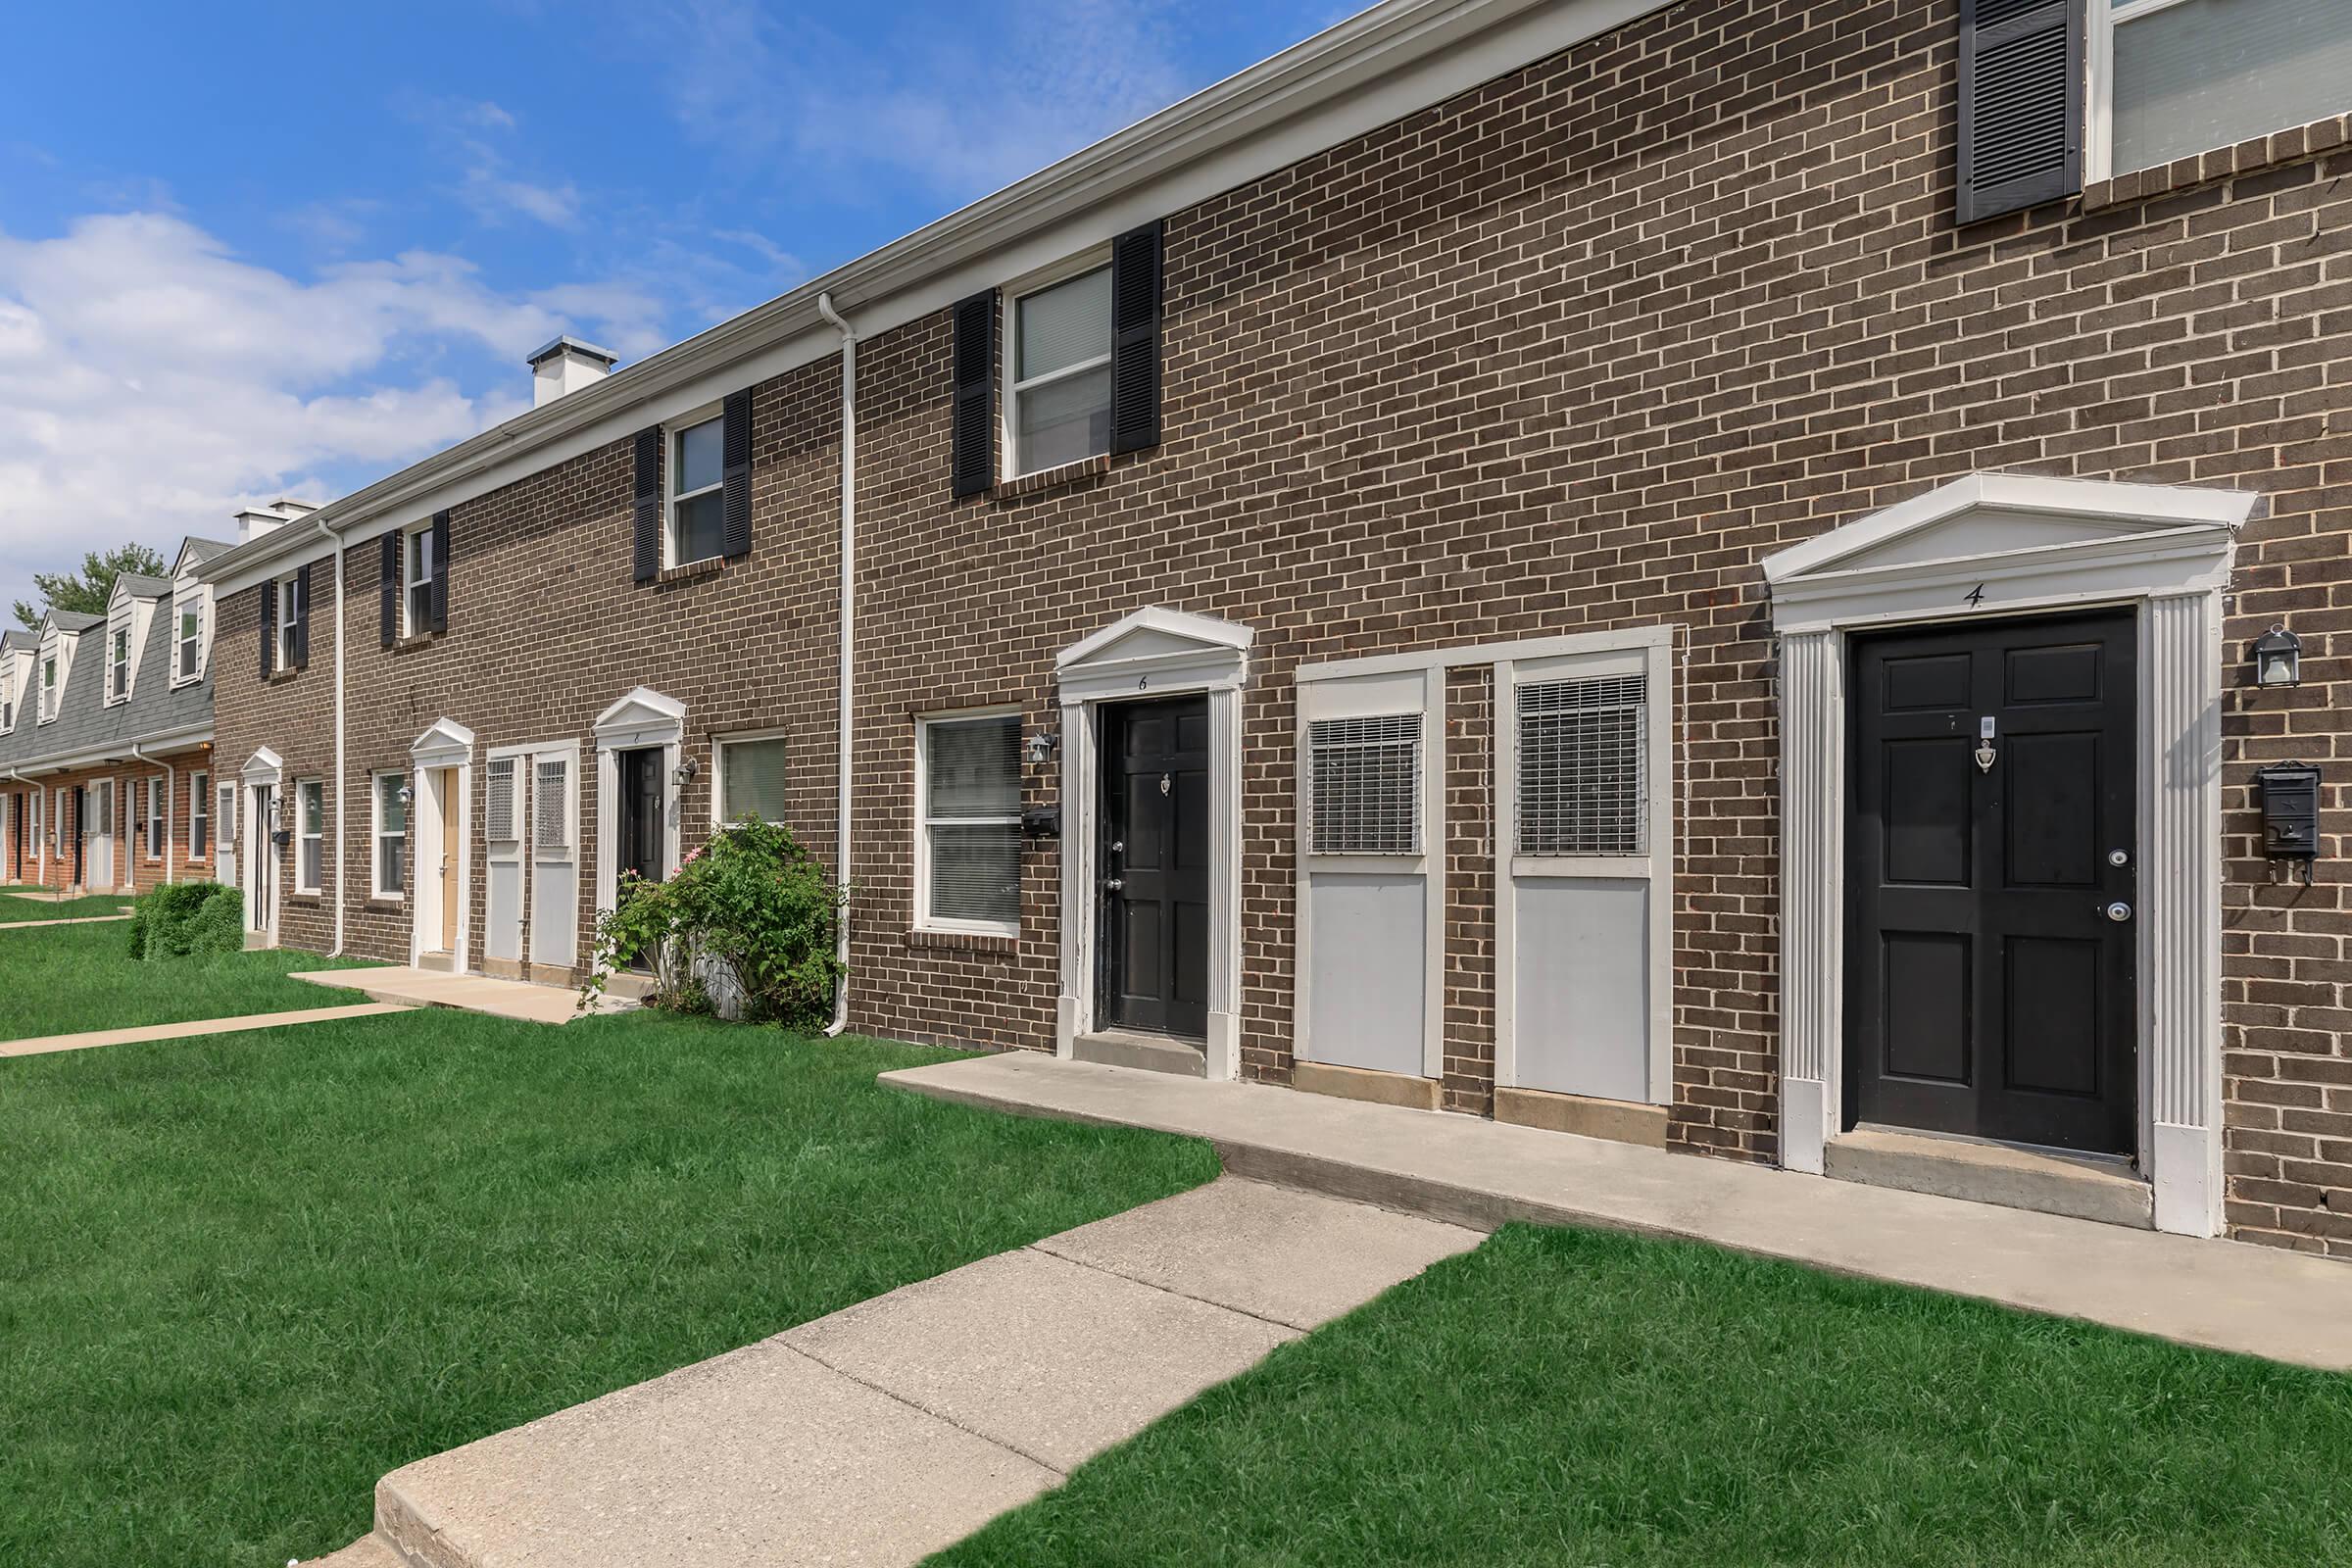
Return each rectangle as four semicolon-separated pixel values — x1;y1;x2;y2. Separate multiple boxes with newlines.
108;625;129;701
176;601;201;681
39;655;57;721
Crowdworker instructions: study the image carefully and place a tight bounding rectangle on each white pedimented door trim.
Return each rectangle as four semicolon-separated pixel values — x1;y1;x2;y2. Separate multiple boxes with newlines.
1054;607;1252;1081
1765;473;2253;1238
592;687;685;920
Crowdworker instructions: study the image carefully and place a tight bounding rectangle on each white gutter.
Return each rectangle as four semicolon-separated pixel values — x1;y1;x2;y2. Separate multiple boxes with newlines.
816;291;857;1038
315;515;347;956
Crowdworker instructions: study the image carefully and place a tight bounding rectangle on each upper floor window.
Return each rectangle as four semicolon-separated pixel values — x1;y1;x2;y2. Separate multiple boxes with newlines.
1008;263;1112;477
2093;0;2352;178
39;656;57;721
108;625;129;701
175;602;201;681
668;412;726;567
404;524;436;636
275;575;300;670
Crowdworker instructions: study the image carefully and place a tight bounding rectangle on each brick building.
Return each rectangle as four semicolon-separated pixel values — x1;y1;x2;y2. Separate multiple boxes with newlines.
202;0;2352;1255
2;534;228;895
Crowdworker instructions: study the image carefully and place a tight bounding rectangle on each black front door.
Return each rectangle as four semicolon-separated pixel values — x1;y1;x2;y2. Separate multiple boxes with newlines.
1846;610;2136;1154
71;785;85;887
1100;696;1209;1038
617;748;664;887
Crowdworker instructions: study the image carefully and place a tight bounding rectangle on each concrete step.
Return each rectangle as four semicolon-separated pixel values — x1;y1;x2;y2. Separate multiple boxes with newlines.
1072;1029;1204;1077
602;969;657;1002
1825;1125;2153;1230
304;1534;405;1567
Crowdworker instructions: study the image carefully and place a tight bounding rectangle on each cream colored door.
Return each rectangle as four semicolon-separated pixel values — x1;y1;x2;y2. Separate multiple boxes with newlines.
439;768;460;952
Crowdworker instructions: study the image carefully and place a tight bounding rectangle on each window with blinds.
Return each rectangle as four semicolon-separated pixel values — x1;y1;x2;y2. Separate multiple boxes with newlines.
534;759;570;854
1307;714;1421;855
218;782;235;849
485;758;517;843
718;736;790;825
921;712;1021;929
1518;673;1645;857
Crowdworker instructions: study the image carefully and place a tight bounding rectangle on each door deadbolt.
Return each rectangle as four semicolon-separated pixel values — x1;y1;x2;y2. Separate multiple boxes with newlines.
2107;849;2130;867
2102;902;2132;923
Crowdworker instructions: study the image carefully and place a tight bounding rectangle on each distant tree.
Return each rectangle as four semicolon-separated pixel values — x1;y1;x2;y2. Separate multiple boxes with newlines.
13;543;169;629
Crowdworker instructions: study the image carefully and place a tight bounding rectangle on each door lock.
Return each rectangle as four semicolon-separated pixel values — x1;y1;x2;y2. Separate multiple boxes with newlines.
1103;878;1125;891
2102;901;2132;923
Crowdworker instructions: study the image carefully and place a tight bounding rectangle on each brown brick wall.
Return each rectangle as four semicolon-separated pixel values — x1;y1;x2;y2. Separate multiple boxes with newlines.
3;752;213;894
213;0;2352;1255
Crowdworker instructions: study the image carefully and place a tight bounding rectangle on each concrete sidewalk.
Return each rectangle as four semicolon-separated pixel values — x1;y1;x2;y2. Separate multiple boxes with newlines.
294;966;629;1025
346;1179;1475;1568
1;1003;411;1059
0;913;133;930
883;1052;2352;1371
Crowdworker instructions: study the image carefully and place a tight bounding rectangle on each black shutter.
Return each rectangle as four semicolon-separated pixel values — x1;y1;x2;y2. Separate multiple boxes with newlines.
1110;220;1164;456
1956;0;2082;224
429;511;451;633
379;532;398;648
259;581;276;677
294;564;312;669
721;389;752;558
951;290;997;498
633;427;662;581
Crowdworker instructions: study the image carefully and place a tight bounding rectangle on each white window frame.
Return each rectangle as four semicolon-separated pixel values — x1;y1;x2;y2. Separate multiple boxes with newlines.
664;401;726;569
275;573;300;670
1002;249;1113;481
2086;0;2334;181
189;769;210;860
370;770;408;901
711;728;792;829
295;777;325;895
144;777;165;860
39;655;57;722
173;596;203;684
913;706;1024;938
107;623;130;703
403;521;436;638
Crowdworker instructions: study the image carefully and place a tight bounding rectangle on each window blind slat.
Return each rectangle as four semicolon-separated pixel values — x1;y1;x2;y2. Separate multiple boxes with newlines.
1518;674;1646;857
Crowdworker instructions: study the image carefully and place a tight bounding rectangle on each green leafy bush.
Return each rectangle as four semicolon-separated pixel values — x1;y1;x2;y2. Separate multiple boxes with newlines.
128;881;244;960
582;817;846;1029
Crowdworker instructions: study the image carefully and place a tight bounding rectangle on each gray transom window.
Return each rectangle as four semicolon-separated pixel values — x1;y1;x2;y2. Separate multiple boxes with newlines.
1518;674;1646;857
1308;714;1422;856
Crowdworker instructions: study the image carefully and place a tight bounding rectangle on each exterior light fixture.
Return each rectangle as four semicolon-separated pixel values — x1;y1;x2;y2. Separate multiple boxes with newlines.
1025;730;1057;765
672;756;701;788
395;783;414;807
2251;625;2302;689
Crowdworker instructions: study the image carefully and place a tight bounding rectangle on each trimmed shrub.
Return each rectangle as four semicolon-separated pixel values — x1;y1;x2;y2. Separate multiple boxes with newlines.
128;881;244;960
582;817;846;1029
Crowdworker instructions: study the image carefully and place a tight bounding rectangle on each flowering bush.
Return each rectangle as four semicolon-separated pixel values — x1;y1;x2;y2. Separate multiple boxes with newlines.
580;816;846;1029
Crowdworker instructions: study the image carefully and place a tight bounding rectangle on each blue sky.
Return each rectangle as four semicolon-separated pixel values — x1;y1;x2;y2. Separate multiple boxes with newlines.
0;0;1350;616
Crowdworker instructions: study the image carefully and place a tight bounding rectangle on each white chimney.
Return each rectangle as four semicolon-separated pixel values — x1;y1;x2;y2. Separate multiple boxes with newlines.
232;497;322;544
528;336;619;408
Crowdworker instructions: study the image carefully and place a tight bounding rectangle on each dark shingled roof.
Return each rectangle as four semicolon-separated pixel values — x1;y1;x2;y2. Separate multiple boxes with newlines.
1;568;213;774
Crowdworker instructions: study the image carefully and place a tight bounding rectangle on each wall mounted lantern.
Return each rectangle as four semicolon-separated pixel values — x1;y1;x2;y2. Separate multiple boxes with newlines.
672;756;701;788
2251;625;2302;689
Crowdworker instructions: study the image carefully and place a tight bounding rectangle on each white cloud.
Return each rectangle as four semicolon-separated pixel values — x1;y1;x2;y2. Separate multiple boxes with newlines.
0;212;657;613
460;166;582;229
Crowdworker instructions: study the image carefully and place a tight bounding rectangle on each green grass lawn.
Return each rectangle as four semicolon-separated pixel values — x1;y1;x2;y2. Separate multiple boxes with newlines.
0;1008;1217;1566
0;921;383;1040
938;1224;2352;1568
0;889;134;921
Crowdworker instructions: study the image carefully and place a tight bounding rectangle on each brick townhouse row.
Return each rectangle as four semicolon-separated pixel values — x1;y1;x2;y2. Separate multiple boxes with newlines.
189;0;2352;1261
1;535;232;898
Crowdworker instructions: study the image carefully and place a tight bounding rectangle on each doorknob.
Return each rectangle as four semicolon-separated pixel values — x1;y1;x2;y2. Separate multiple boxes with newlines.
1103;878;1125;891
2101;901;2132;923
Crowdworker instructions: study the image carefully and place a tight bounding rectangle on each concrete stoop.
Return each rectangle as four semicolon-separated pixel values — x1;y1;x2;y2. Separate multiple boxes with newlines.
327;1179;1476;1568
1825;1126;2154;1230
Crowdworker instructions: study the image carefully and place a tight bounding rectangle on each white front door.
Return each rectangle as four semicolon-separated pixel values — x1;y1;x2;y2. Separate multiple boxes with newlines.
89;778;115;889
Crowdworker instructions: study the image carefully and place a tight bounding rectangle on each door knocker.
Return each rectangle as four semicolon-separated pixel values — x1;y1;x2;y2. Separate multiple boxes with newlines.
1159;772;1172;797
1974;716;1997;773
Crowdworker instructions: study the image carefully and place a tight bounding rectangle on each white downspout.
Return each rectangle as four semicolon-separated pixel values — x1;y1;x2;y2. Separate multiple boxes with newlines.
314;517;347;956
817;291;857;1037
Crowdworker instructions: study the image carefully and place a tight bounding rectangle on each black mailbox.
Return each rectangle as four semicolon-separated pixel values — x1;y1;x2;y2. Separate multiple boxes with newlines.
1021;805;1060;840
2257;762;2320;859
